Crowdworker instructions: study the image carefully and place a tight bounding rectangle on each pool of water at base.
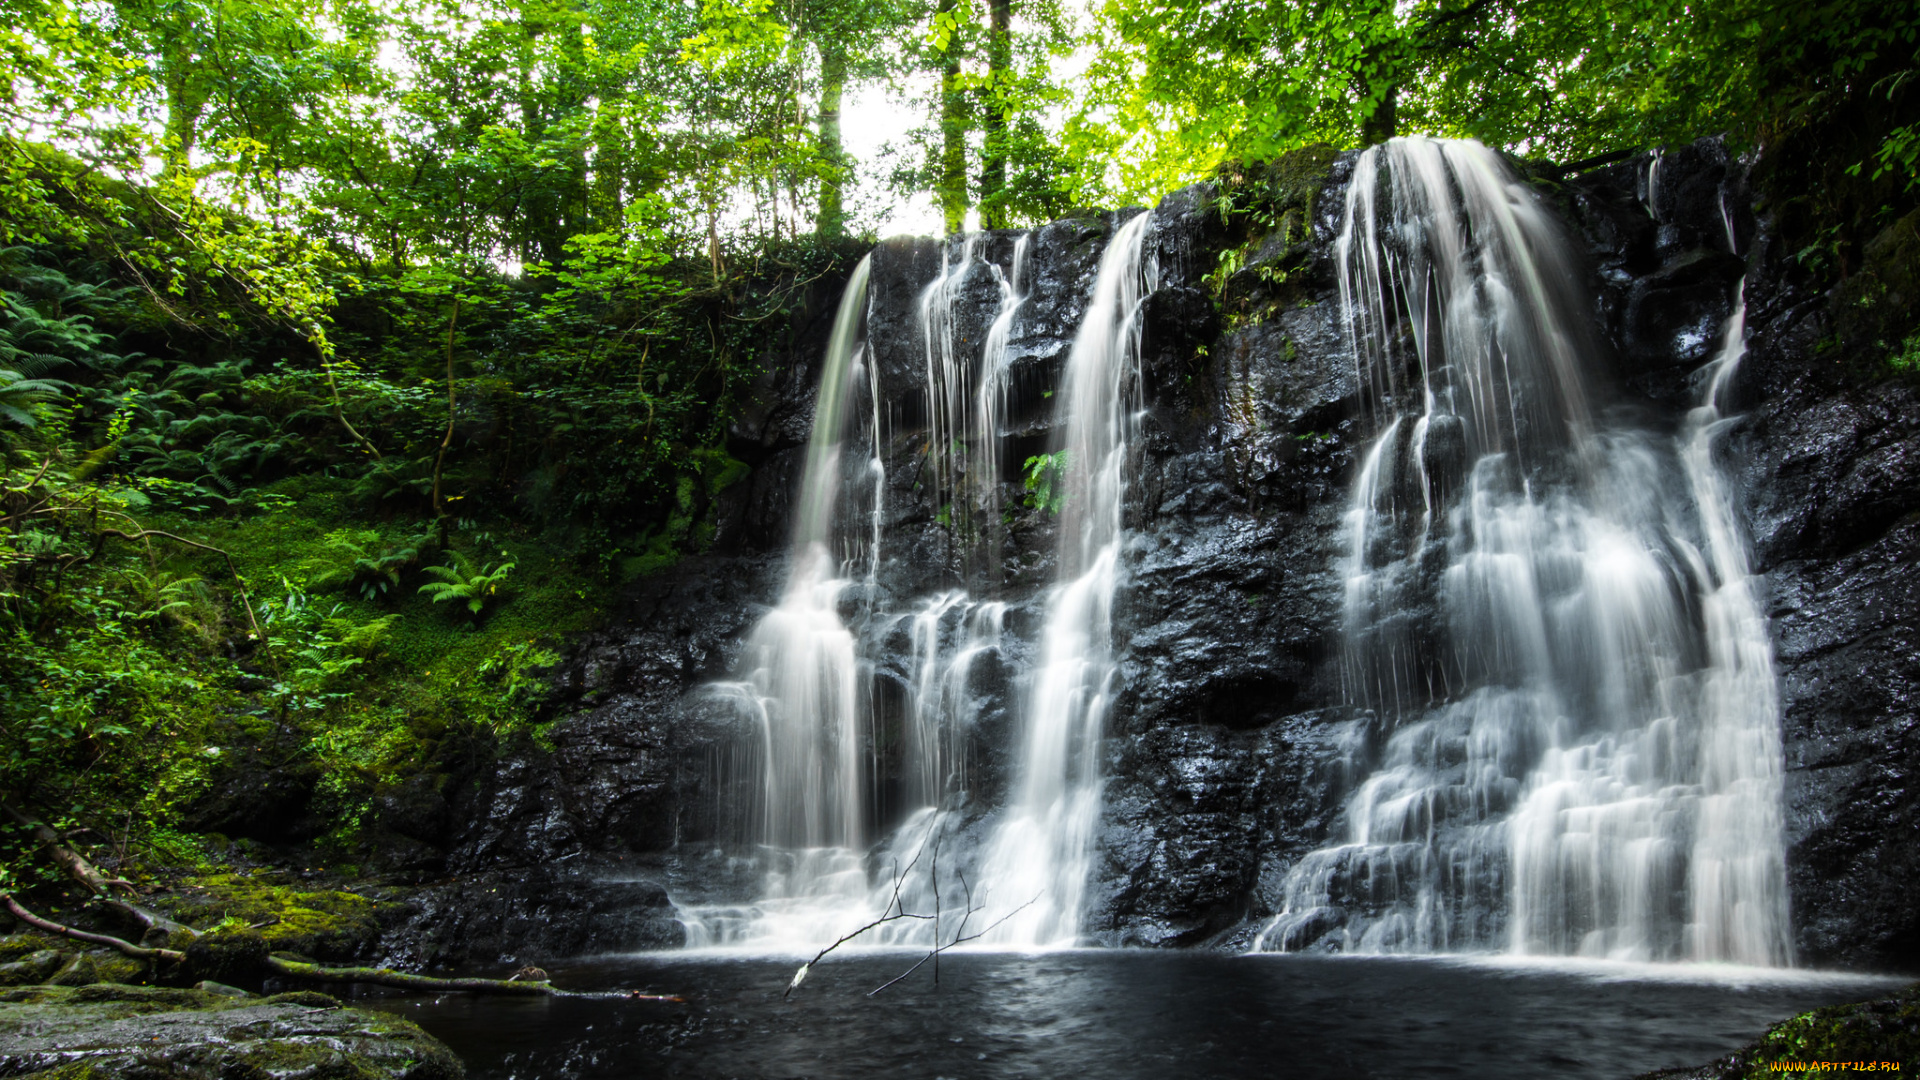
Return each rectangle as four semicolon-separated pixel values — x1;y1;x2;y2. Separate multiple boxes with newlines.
352;950;1906;1080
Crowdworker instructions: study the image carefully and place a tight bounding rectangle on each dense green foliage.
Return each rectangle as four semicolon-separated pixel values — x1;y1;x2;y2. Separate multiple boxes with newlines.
0;0;1914;892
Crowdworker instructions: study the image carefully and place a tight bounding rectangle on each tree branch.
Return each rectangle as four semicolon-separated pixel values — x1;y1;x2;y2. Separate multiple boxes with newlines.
3;895;182;961
264;957;681;1000
1;801;136;897
2;894;681;1002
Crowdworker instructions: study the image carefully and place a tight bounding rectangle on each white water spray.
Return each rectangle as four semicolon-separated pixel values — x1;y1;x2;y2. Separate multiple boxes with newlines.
682;256;877;949
1256;139;1790;965
981;212;1154;946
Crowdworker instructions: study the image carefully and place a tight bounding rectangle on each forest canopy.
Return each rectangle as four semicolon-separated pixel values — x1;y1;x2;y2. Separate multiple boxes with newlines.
0;0;1915;891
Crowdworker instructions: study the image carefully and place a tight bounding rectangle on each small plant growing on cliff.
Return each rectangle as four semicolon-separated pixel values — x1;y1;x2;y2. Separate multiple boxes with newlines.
1889;332;1920;374
1022;451;1071;514
418;551;516;618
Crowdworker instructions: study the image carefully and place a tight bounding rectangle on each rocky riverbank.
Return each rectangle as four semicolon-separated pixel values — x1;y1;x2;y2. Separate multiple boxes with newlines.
0;983;461;1080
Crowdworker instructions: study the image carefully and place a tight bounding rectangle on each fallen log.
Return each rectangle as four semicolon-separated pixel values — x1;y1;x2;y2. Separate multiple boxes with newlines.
265;956;681;1001
2;894;679;1001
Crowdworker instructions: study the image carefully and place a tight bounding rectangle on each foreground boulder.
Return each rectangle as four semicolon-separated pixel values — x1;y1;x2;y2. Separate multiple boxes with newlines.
0;983;462;1080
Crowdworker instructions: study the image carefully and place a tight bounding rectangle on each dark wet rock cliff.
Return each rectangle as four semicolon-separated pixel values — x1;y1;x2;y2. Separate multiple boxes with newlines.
355;139;1920;973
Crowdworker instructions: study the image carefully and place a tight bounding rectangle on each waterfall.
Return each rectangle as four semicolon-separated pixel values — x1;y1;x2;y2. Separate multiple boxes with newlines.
1255;138;1790;965
686;232;1044;950
684;256;878;949
981;211;1154;946
972;234;1031;580
921;236;980;548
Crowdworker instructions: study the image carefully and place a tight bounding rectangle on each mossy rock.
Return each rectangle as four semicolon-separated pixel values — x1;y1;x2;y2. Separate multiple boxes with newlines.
18;1062;117;1079
263;990;342;1008
1639;983;1920;1079
181;925;268;986
0;982;462;1079
1831;207;1920;373
47;953;99;987
88;952;145;986
0;933;60;963
0;950;68;987
0;984;74;1004
69;983;218;1007
157;872;399;962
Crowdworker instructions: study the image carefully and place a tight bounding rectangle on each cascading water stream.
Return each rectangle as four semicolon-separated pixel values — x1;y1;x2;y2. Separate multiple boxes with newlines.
922;236;981;557
981;211;1154;946
1670;210;1791;966
681;256;877;949
1255;138;1790;965
685;233;1045;950
971;234;1031;578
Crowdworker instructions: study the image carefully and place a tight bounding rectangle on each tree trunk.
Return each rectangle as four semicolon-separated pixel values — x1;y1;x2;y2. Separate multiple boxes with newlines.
431;297;460;535
159;51;205;179
816;43;848;239
979;0;1012;229
936;0;969;235
1362;83;1398;146
707;190;724;284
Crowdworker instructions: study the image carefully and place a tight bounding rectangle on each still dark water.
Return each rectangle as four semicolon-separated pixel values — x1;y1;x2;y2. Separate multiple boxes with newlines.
356;951;1903;1080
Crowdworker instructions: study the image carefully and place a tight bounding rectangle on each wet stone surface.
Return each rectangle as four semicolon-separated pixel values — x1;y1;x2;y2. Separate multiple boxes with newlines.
347;138;1920;974
0;984;462;1080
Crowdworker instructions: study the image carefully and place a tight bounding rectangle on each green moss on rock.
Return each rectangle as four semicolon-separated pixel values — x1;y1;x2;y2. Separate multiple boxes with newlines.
158;872;399;962
0;950;67;987
46;954;98;987
1639;983;1920;1079
0;933;60;963
1207;145;1340;327
181;925;268;985
0;982;462;1079
19;1062;117;1079
88;953;145;986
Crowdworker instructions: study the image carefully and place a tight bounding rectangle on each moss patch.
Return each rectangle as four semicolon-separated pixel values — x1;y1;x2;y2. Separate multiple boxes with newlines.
1207;145;1340;329
154;871;403;962
0;933;60;963
1639;983;1920;1079
0;981;462;1079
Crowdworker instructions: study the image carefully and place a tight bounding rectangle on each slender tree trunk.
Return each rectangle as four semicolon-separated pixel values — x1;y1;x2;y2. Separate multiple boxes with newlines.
816;43;848;239
159;51;205;179
936;0;969;234
432;297;460;537
593;110;626;234
980;0;1012;229
1362;82;1399;145
707;189;724;284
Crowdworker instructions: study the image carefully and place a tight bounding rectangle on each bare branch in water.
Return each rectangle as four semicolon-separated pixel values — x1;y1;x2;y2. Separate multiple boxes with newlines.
781;809;1043;1000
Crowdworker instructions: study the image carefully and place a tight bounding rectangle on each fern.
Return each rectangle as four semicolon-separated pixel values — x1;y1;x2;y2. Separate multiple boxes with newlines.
0;368;68;428
418;551;516;617
315;529;431;601
322;613;400;658
1022;450;1072;514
